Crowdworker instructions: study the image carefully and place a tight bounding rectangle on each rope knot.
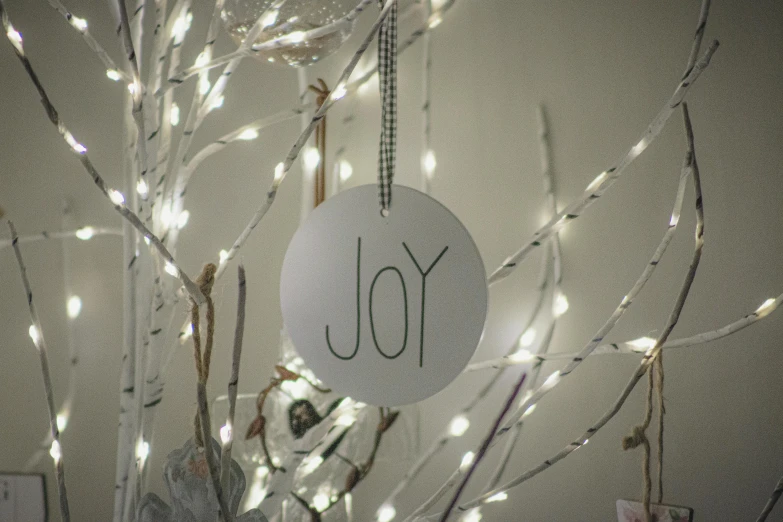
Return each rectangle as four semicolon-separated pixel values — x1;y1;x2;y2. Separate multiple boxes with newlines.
196;262;217;296
622;425;649;451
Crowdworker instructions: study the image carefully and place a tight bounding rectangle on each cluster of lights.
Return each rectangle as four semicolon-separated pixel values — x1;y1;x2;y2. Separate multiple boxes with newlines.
448;414;470;437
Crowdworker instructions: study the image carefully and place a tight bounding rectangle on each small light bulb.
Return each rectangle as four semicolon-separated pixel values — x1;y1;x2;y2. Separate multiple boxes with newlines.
313;492;330;512
301;455;323;475
542;371;561;390
377;504;396;522
274;162;285;183
287;31;306;43
261;9;279;28
237;128;259;141
164;261;178;277
106;69;121;81
586;171;607;192
49;440;61;462
219;249;229;264
509;349;534;363
519;328;536;348
304;148;320;171
336;413;356;426
170;103;180;126
460;451;474;470
195;52;209;67
670;213;680;227
428;15;443;29
176;209;190;229
56;413;68;432
755;298;777;318
180;323;194;341
553;291;569;317
137;440;150;463
208;95;224;111
6;25;23;52
28;325;40;344
631;138;649;157
628;336;657;352
462;507;482;522
486;491;507;503
220;423;232;444
339;159;353;182
72;17;88;31
127;82;137;95
109;189;125;206
332;83;347;100
66;295;82;319
75;226;94;240
423;150;436;177
160;204;173;228
136;179;148;197
449;415;470;437
523;403;536;417
143;236;151;245
64;131;86;154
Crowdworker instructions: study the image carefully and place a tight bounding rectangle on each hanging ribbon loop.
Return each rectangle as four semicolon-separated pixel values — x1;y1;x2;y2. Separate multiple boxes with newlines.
377;0;398;213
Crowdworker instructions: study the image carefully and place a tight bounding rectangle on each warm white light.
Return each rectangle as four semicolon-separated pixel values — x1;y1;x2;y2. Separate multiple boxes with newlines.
181;323;194;341
304;148;321;171
462;507;482;522
287;30;306;43
755;298;777;318
219;249;229;264
106;69;121;81
631;138;649;157
7;25;23;52
28;325;40;345
486;491;507;503
332;83;347;100
449;415;470;437
553;291;569;317
64;131;86;154
199;76;211;95
160;204;173;228
127;82;137;95
170;103;180;126
237;128;259;141
207;95;224;112
586;171;607;192
313;492;330;512
109;189;125;206
583;438;589;445
543;371;561;390
520;328;536;348
49;440;61;462
136;179;148;198
628;336;657;352
261;9;279;28
336;413;356;427
339;159;353;182
428;15;443;28
423;149;436;177
137;439;150;464
164;262;178;277
509;349;534;363
195;52;209;67
66;295;82;319
143;236;151;245
75;226;94;240
460;451;475;470
176;209;190;229
56;413;68;432
669;213;680;227
72;17;88;31
301;455;323;475
220;423;232;444
522;403;536;417
274;162;285;182
377;504;396;522
172;15;186;42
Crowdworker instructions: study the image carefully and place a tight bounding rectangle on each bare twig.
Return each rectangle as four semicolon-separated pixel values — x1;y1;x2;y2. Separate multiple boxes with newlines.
757;475;783;522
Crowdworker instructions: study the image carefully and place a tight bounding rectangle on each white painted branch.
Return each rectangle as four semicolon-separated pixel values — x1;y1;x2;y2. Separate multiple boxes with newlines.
8;221;71;522
419;0;432;194
215;0;397;280
0;227;121;249
757;475;783;522
487;41;719;287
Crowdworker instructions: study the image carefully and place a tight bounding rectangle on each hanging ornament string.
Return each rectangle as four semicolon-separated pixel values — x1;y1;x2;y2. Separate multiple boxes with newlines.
309;79;330;208
622;352;666;522
377;0;398;214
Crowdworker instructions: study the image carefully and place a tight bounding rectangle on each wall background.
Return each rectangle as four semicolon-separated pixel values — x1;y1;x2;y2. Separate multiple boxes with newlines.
1;0;782;520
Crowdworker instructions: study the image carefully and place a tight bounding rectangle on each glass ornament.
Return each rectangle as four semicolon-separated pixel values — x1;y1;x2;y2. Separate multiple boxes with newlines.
221;0;360;67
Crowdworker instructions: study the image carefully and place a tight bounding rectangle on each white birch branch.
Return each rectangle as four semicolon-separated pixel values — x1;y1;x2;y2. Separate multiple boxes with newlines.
757;475;783;522
0;226;121;249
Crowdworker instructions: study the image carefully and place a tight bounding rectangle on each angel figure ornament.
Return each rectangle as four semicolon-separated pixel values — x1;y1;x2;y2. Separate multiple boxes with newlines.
137;438;267;522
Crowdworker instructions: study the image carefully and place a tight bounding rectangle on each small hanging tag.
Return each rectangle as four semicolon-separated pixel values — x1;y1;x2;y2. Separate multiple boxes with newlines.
377;0;397;212
617;500;694;522
280;184;487;406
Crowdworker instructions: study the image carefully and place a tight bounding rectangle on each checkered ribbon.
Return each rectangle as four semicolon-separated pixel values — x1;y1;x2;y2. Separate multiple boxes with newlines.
377;0;397;212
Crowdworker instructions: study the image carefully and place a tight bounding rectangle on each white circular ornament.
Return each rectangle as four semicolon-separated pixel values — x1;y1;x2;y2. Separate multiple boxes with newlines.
280;185;487;406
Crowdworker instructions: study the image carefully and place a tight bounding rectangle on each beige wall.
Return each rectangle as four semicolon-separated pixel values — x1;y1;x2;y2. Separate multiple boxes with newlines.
1;0;782;520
